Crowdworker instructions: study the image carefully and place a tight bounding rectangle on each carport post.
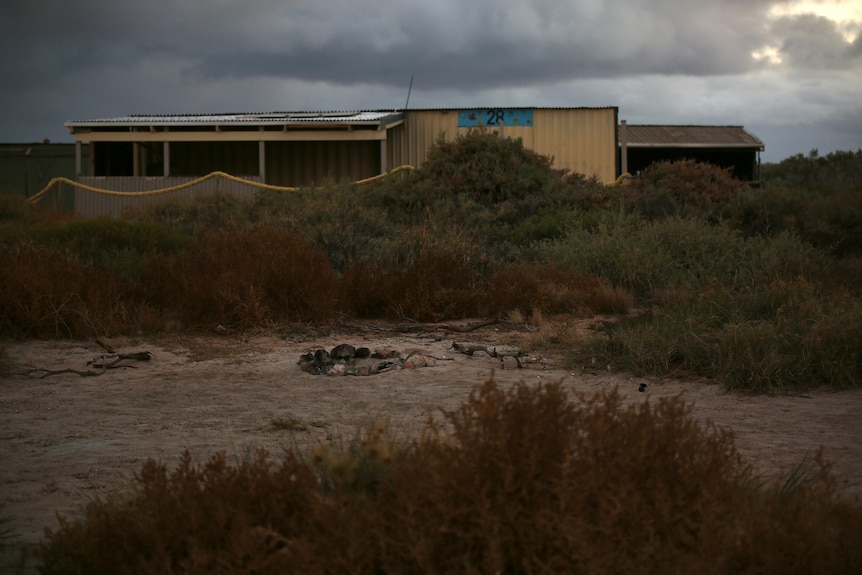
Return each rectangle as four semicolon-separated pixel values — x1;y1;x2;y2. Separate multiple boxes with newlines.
75;141;82;176
620;120;628;175
259;139;266;181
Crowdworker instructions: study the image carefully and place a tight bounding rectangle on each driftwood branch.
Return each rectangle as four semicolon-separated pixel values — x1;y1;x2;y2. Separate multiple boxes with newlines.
20;367;106;379
339;318;499;334
18;350;153;379
88;351;153;369
450;341;526;368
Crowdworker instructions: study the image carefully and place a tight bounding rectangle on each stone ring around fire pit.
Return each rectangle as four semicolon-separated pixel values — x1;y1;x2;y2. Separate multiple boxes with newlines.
297;343;450;376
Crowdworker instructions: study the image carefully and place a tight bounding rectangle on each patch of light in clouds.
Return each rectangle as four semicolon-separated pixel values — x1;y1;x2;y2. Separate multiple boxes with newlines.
752;45;783;64
769;0;862;41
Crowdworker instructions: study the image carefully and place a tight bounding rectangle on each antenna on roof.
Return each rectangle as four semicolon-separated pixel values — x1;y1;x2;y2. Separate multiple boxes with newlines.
404;75;414;110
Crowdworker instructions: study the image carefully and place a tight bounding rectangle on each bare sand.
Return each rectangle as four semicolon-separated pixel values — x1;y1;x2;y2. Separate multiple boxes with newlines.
2;322;861;558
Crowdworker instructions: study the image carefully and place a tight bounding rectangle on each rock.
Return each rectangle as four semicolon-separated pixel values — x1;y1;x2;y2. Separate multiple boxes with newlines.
297;352;317;373
371;348;399;359
327;363;347;376
314;349;332;365
330;344;356;360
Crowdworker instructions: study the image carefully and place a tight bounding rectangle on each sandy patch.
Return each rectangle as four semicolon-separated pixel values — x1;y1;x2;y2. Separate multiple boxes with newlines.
2;323;861;554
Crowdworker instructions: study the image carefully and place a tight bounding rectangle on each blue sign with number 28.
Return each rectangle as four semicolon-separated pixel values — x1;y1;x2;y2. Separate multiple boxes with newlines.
458;108;534;127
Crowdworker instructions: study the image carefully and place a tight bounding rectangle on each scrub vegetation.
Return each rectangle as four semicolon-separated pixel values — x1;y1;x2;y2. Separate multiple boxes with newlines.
2;134;861;572
2;135;859;392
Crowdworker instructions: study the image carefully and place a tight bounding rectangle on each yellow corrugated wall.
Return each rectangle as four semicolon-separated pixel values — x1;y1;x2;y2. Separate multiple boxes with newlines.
531;108;618;182
392;108;618;183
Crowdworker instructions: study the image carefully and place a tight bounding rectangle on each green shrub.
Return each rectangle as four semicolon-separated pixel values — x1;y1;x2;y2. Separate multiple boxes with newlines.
762;149;862;191
417;130;559;205
126;192;261;237
732;185;862;257
576;278;861;391
1;215;191;286
539;213;823;297
622;159;746;221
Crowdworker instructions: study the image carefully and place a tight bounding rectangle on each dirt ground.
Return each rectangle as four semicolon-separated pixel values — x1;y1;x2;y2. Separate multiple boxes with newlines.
2;320;861;560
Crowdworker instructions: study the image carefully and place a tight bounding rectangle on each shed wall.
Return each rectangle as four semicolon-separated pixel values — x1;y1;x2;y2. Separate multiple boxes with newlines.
392;108;618;183
0;143;87;211
170;142;259;177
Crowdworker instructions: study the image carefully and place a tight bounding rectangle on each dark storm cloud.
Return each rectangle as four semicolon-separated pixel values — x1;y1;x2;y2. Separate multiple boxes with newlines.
1;0;778;91
183;0;774;88
4;0;854;93
0;0;859;158
770;14;862;69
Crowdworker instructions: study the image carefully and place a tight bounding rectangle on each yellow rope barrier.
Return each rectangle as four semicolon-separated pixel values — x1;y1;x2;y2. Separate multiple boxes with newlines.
606;172;633;187
27;165;416;204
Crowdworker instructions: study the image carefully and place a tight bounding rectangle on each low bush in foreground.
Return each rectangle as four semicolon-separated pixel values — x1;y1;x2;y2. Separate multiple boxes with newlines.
35;379;862;574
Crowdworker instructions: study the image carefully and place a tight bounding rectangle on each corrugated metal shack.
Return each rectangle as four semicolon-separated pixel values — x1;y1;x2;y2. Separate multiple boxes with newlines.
63;107;620;217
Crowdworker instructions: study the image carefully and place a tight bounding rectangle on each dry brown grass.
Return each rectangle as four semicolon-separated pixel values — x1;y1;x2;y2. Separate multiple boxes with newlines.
34;377;862;574
0;245;133;339
140;226;338;330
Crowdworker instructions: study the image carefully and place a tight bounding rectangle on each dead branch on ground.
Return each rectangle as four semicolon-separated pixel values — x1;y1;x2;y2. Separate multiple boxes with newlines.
450;340;526;368
17;351;153;379
339;318;499;334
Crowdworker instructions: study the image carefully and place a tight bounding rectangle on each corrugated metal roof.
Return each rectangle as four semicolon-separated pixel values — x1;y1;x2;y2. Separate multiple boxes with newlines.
621;125;764;149
66;110;403;128
66;107;618;127
405;106;617;113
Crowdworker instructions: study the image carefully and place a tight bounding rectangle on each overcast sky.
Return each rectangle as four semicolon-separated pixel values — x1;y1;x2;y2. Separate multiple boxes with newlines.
1;0;860;162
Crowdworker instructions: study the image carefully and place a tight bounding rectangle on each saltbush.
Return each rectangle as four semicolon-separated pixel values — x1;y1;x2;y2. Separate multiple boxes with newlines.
621;159;745;221
140;226;337;329
539;213;823;297
125;192;261;237
0;245;136;338
417;130;559;205
577;278;861;391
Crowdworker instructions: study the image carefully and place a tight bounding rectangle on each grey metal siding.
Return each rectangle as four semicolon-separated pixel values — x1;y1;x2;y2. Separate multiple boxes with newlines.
73;175;263;218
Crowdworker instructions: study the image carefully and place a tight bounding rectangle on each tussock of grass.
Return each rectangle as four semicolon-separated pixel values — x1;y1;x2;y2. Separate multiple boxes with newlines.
271;416;308;432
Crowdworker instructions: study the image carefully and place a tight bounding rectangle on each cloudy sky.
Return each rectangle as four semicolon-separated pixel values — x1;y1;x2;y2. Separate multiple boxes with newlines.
1;0;860;162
